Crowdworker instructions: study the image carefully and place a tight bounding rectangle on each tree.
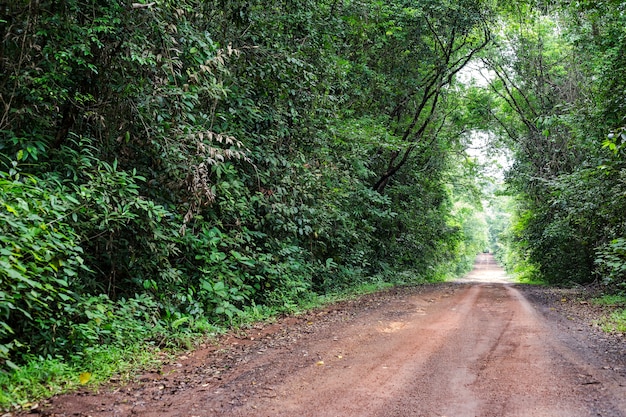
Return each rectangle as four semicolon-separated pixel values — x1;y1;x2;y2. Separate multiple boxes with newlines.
328;1;493;193
476;0;626;286
0;0;499;369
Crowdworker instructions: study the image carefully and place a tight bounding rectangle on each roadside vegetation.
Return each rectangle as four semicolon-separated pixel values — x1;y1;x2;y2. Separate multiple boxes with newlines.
592;295;626;333
484;2;626;294
2;0;626;411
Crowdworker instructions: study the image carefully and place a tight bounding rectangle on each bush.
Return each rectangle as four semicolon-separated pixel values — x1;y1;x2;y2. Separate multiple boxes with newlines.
595;238;626;290
0;171;85;368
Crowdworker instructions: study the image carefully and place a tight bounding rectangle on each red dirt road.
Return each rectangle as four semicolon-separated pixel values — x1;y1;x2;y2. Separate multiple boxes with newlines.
29;254;626;416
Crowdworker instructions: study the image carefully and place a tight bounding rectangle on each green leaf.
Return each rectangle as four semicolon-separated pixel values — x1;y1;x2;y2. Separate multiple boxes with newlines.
171;316;189;329
3;266;41;288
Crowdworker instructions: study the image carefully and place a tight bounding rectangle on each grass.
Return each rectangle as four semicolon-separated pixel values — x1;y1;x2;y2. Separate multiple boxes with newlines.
592;294;626;333
598;309;626;333
592;294;626;307
0;343;169;411
516;275;547;285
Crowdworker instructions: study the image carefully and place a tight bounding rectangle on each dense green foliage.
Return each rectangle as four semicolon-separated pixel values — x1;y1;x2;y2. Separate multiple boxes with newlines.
481;1;626;289
0;0;492;390
5;0;626;408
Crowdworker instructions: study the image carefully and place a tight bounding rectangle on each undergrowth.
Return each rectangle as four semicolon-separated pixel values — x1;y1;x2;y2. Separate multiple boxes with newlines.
598;309;626;333
592;294;626;307
593;294;626;333
0;344;167;411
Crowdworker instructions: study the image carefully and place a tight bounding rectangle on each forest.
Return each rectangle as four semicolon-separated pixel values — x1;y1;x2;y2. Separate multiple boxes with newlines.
1;0;626;408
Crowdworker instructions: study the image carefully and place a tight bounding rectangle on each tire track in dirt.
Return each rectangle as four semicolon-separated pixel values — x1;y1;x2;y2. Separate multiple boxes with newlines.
234;285;482;417
226;282;624;417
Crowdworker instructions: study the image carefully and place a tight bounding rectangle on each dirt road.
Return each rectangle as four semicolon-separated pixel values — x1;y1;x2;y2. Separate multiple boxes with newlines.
31;254;626;416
